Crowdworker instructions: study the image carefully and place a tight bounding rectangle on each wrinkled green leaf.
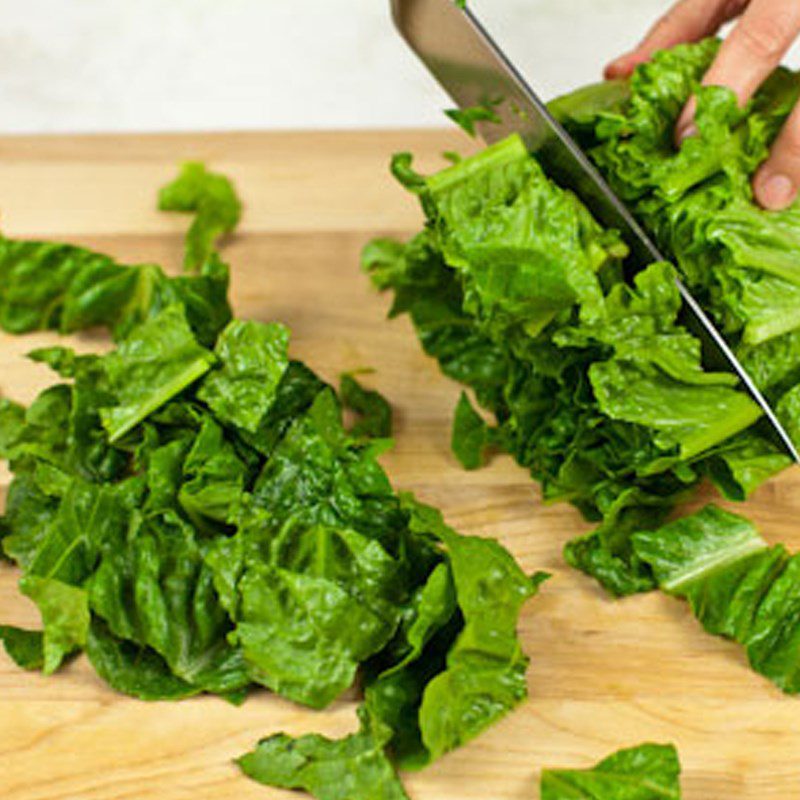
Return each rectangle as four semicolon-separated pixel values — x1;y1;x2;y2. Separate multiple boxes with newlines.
0;626;44;671
100;304;215;442
19;576;89;674
238;711;409;800
159;162;242;272
340;373;393;439
634;505;800;693
541;742;682;800
198;320;289;434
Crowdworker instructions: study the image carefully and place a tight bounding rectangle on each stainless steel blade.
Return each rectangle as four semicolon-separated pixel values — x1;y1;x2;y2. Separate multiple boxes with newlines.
390;0;800;463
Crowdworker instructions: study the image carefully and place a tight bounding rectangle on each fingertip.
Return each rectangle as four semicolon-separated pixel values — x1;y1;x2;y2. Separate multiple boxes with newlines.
754;169;797;211
604;54;634;80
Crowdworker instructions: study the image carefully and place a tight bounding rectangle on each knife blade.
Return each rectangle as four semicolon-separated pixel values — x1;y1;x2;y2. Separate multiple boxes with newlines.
390;0;800;463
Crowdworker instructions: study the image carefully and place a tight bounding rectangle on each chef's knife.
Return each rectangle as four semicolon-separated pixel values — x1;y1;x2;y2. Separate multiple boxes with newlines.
390;0;800;463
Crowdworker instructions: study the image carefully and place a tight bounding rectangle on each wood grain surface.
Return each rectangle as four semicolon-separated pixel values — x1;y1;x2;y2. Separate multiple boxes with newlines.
1;130;800;800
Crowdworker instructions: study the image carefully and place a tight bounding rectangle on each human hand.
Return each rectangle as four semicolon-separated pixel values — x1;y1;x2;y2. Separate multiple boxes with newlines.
605;0;800;210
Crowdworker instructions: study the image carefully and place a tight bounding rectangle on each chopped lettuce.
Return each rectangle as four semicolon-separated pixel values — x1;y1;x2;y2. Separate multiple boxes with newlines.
0;163;544;796
541;742;682;799
366;129;776;596
634;505;800;693
368;39;800;595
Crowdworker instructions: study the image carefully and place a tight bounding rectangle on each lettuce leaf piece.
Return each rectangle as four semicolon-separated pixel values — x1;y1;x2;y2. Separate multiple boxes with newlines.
158;161;242;272
85;618;199;701
100;304;215;442
406;498;547;761
451;391;493;470
340;373;393;439
215;506;405;709
633;505;800;693
22;347;127;484
238;710;409;800
19;576;90;674
88;510;247;695
425;134;619;332
589;360;762;461
0;626;45;671
362;496;545;768
198;319;290;434
0;238;122;335
251;389;393;530
540;742;682;800
0;162;238;341
444;101;501;138
0;238;232;346
4;472;135;595
177;416;248;526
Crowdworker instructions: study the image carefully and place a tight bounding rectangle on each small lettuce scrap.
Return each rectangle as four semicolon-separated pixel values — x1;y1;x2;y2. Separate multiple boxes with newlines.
633;505;800;694
540;742;682;800
239;710;409;800
158;161;242;272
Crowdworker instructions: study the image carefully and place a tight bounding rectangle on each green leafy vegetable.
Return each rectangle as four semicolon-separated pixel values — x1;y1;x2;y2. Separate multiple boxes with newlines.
20;575;89;674
1;163;544;796
340;373;393;438
158;161;242;272
238;711;409;800
451;391;493;469
100;304;216;442
366;125;773;596
633;505;800;693
198;319;289;434
540;742;682;799
0;626;44;671
0;239;232;345
444;101;501;138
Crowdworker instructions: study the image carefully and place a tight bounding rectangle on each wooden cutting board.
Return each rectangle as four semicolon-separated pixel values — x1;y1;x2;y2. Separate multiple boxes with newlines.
2;130;800;800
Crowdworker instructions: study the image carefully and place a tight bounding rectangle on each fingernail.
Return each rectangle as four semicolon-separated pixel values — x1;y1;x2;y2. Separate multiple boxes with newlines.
758;173;795;210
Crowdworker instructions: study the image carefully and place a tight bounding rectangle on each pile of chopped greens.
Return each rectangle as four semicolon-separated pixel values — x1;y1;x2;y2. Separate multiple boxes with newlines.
365;37;800;599
0;165;545;798
541;742;682;800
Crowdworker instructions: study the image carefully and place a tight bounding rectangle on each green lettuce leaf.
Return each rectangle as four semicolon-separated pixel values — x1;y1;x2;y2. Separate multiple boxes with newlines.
85;618;199;701
88;509;247;695
159;161;242;272
340;373;393;439
198;319;289;434
0;238;232;345
238;711;409;800
100;304;215;442
19;576;90;674
633;505;800;693
0;626;45;671
213;506;404;709
540;742;682;799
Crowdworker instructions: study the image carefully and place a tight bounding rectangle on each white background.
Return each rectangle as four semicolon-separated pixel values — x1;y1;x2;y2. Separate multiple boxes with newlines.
0;0;798;134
